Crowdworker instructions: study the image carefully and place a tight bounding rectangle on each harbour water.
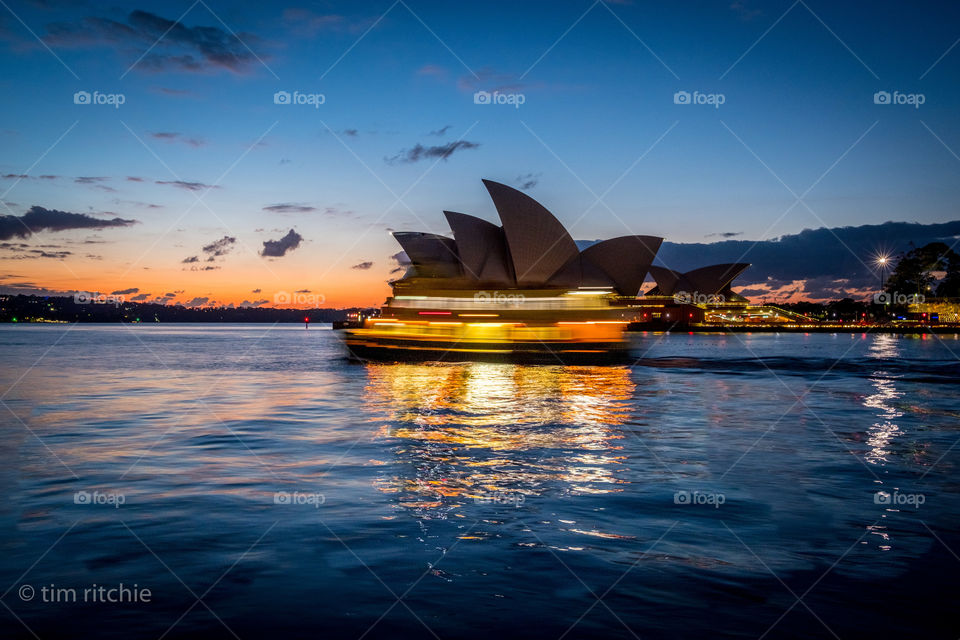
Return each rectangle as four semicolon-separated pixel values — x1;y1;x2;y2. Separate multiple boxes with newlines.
1;324;958;638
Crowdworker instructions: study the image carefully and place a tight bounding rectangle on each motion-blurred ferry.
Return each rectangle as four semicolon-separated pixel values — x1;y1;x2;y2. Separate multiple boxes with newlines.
339;179;663;363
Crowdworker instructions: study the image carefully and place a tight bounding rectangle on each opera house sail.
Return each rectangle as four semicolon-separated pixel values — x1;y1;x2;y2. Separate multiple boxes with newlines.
337;179;749;362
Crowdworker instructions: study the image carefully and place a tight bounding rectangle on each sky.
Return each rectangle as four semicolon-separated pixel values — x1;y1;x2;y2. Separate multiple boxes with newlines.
1;0;958;307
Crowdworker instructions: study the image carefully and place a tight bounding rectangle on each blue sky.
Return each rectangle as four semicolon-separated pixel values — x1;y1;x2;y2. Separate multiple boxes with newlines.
1;0;958;305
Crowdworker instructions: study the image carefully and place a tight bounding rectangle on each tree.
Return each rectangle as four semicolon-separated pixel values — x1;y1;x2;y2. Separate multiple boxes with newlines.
885;242;960;298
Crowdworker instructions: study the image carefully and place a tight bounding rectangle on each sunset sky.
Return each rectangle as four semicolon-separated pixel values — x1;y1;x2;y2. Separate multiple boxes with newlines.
1;0;959;307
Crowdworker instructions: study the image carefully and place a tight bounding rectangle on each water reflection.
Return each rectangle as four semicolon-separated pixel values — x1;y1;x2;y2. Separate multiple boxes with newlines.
864;335;903;465
363;363;635;516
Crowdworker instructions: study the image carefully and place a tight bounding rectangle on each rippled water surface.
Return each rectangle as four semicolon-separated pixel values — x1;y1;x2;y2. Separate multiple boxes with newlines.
1;324;959;639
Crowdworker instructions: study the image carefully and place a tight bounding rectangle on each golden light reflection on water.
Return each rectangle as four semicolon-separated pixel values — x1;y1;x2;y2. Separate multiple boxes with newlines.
363;363;636;515
864;335;903;465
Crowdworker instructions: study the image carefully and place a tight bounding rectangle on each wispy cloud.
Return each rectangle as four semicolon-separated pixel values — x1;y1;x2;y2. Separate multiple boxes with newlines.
263;203;316;213
44;10;267;74
385;140;480;164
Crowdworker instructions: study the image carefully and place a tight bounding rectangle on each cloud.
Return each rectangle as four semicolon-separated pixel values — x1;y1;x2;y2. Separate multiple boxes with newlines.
705;231;743;238
260;229;302;257
239;299;269;307
111;287;139;295
251;288;261;293
457;67;525;93
0;206;136;241
389;250;411;274
515;172;540;190
385;140;480;164
75;176;109;184
184;296;209;307
351;261;373;270
126;176;144;182
428;125;451;137
130;293;150;301
44;10;266;74
653;220;960;302
342;128;358;137
281;9;373;36
263;203;316;213
182;255;199;263
417;65;447;79
156;180;217;191
150;131;203;147
201;235;236;259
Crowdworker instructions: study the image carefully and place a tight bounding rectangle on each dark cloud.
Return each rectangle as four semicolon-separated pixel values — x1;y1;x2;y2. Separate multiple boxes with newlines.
351;261;373;270
184;297;209;307
251;288;261;293
130;293;150;301
342;129;358;137
75;176;109;184
428;125;451;136
705;231;743;238
295;289;311;293
44;10;265;74
263;203;316;213
653;220;960;300
126;176;144;182
385;140;480;164
156;180;217;191
515;172;540;190
182;255;199;263
260;229;302;257
0;206;136;241
111;287;139;295
150;132;203;147
389;250;411;274
201;235;236;259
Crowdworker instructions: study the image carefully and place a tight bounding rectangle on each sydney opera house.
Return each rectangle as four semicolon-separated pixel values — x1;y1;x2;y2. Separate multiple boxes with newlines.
340;179;759;362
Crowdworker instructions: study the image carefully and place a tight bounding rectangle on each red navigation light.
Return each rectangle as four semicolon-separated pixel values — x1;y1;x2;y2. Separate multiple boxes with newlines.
304;317;310;323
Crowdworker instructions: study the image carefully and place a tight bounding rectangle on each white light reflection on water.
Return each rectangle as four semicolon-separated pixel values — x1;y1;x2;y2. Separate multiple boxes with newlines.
864;334;904;465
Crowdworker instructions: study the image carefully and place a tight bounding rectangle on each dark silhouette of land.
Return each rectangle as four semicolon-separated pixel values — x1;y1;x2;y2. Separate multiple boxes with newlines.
0;294;369;323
